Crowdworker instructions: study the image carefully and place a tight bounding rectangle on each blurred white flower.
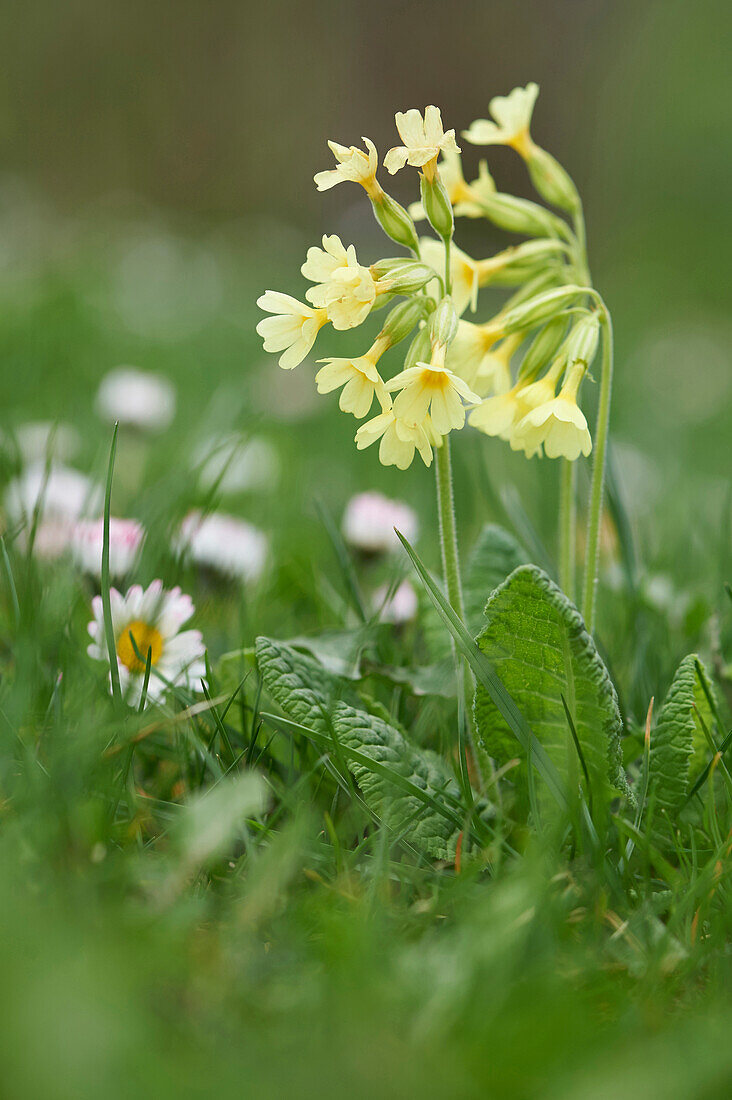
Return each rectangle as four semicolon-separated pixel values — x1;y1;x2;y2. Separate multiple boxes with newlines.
177;510;268;583
87;580;206;707
71;517;145;579
0;420;80;465
373;580;418;624
192;434;280;494
342;491;418;554
4;463;103;560
95;368;176;432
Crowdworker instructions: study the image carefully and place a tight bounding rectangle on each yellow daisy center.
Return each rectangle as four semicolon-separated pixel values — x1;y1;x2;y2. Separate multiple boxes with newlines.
116;619;164;673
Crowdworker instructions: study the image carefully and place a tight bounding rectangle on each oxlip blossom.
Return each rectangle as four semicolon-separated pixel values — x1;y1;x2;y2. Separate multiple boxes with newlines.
469;361;564;457
419;238;485;317
387;344;480;437
316;335;390;419
177;511;268;584
447;321;521;393
462;83;539;158
314;138;379;197
71;518;145;579
511;362;592;460
95;367;176;432
256;291;328;369
385;106;460;180
355;407;435;471
408;149;488;221
342;491;418;554
87;580;206;707
302;235;378;331
372;580;418;625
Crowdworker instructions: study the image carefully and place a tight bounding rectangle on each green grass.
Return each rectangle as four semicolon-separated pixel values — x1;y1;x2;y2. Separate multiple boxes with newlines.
0;211;731;1100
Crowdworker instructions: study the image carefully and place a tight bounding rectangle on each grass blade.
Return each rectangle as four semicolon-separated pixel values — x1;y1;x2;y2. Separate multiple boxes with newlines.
102;422;121;701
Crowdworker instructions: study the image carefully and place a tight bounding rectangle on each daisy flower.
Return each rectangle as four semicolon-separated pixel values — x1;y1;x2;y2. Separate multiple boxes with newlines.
355;408;434;471
511;362;592;460
177;511;268;584
4;463;103;558
302;235;378;331
256;291;328;370
313;138;379;197
192;433;280;494
462;83;539;158
71;518;145;579
342;491;418;554
373;580;418;625
95;368;176;432
0;420;80;465
384;106;460;180
87;580;206;706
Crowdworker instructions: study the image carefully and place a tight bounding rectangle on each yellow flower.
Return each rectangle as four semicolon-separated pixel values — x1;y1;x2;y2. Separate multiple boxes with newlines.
469;360;563;456
315;337;390;419
462;83;539;159
408;149;488;221
387;348;480;437
419;238;481;317
256;291;328;369
302;234;378;330
447;321;521;394
511;362;592;460
313;138;380;198
384;106;460;180
355;407;434;470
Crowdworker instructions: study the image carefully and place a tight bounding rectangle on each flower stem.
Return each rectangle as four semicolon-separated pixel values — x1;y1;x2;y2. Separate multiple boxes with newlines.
435;436;464;621
582;307;613;633
558;458;576;600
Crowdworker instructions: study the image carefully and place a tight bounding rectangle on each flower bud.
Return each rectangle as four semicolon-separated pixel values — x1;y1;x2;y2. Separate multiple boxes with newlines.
403;325;432;370
475;190;567;238
525;145;579;212
429;297;459;348
564;311;600;370
379;298;431;347
370;192;420;253
516;316;568;380
493;285;585;335
419;173;454;241
370;259;437;295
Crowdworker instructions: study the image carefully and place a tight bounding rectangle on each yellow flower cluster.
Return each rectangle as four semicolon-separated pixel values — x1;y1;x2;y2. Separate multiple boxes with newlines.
257;91;599;468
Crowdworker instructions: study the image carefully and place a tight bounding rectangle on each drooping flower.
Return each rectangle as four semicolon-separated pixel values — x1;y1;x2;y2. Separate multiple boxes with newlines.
355;408;434;470
256;291;328;369
384;106;460;180
387;341;480;437
177;511;268;583
511;362;592;460
462;83;539;158
419;238;501;317
302;235;378;331
373;579;418;625
408;149;488;221
447;321;521;393
313;138;379;197
95;368;176;432
469;361;564;457
87;580;206;706
342;492;418;554
315;335;390;419
71;517;145;579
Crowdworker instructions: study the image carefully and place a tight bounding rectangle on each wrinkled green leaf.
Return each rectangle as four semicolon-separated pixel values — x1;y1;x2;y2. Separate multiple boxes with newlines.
648;653;717;817
474;565;631;811
255;636;473;859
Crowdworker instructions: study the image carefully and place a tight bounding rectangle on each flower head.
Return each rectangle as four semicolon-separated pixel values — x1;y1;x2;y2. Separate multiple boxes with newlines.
419;238;482;317
387;349;480;437
177;511;268;583
71;518;144;579
342;491;418;554
95;368;176;432
315;341;390;419
511;363;592;460
408;149;490;221
385;106;460;179
302;235;377;330
447;321;520;394
87;580;206;706
373;579;418;625
192;434;280;494
314;138;379;197
463;83;539;158
5;464;103;558
355;408;434;470
256;291;328;369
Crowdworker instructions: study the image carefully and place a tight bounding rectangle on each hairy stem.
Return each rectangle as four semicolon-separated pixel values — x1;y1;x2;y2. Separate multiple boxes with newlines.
582;308;613;633
435;436;464;620
559;458;577;600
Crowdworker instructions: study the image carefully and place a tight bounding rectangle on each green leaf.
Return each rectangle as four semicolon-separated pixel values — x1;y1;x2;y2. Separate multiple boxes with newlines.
255;636;473;859
474;565;630;812
648;653;717;817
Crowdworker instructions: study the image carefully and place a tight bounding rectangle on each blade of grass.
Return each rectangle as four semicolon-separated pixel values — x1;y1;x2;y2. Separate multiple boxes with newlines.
0;536;20;628
102;423;121;701
314;497;367;622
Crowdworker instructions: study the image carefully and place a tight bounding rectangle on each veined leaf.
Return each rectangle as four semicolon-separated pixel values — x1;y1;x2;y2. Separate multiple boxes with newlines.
648;653;717;817
255;636;475;859
474;565;631;811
